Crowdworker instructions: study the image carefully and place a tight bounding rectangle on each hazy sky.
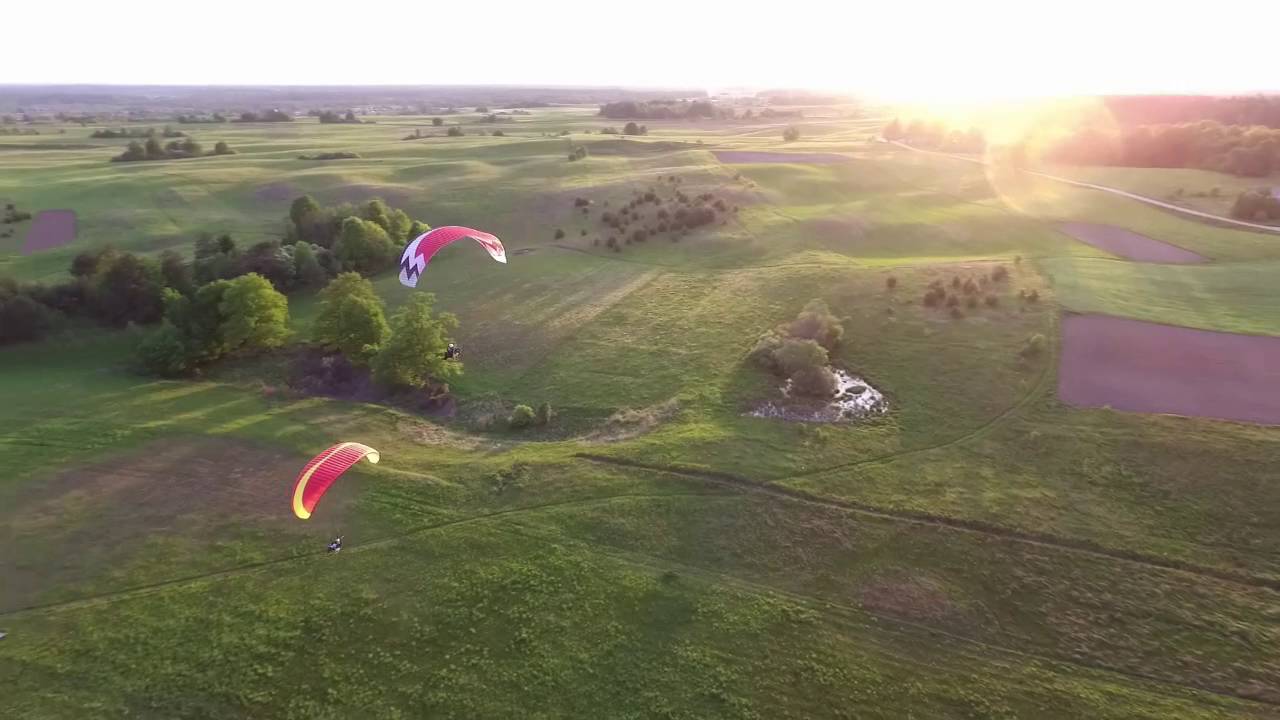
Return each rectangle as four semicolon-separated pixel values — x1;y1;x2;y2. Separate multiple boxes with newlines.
8;0;1277;99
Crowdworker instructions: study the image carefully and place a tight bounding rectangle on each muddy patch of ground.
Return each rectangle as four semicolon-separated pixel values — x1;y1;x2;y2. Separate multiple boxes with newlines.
859;574;959;622
1058;313;1280;425
20;209;76;254
713;151;850;164
0;437;355;612
252;181;299;203
1057;222;1206;263
751;369;888;423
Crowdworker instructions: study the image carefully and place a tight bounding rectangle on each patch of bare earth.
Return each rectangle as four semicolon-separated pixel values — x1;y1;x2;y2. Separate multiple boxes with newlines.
859;574;958;622
1057;222;1206;263
20;209;76;254
252;182;299;203
0;438;355;612
583;399;680;442
1058;313;1280;425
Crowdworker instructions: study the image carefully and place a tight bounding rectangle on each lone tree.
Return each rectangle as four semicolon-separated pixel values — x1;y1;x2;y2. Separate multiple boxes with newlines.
373;293;461;389
313;273;390;366
218;273;290;352
333;217;396;274
783;126;800;142
432;117;444;127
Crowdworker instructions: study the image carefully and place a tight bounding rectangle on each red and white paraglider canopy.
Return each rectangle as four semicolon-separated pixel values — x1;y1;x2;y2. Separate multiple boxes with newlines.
399;226;506;289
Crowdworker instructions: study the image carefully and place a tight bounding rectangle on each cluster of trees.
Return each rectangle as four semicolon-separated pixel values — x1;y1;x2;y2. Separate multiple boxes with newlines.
311;273;460;390
285;195;427;276
622;122;647;136
317;111;362;124
1104;95;1280;129
1231;189;1280;221
567;146;588;162
921;267;1010;319
113;137;235;162
0;127;40;136
592;180;732;251
91;126;184;139
748;300;845;397
599;100;726;120
234;110;292;123
175;114;228;124
1043;121;1280;177
137;273;289;376
882;118;986;153
508;402;553;429
0;244;202;347
297;151;361;160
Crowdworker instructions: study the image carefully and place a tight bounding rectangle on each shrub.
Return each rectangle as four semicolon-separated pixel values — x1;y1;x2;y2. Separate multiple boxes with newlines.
536;401;554;426
886;275;897;290
447;126;464;137
432;117;444;126
773;338;828;377
137;321;190;377
1025;289;1040;304
1021;333;1046;358
984;295;998;308
554;228;565;240
790;365;837;397
509;404;536;429
787;299;843;350
574;197;590;207
747;331;784;371
783;126;800;142
991;265;1010;282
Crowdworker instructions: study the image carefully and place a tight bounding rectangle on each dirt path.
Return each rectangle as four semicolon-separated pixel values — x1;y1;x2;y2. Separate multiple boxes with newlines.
574;454;1280;593
888;140;1280;235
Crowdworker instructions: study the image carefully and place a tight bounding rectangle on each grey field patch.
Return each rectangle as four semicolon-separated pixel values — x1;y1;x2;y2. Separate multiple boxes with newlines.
1058;313;1280;425
20;209;76;254
1056;222;1207;264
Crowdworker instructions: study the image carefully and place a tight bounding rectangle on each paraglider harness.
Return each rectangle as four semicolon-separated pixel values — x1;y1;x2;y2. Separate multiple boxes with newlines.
444;343;461;361
327;536;343;553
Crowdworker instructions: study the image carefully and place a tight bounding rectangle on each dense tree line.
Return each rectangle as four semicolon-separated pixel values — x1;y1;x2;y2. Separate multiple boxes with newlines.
317;110;362;124
297;151;361;160
113;137;235;162
1043;121;1280;177
1104;95;1280;129
234;110;293;123
599;100;726;120
0;127;40;136
175;114;228;124
91;126;184;139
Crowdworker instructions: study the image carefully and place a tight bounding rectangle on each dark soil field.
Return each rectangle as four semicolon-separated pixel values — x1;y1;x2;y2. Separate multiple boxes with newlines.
20;209;76;254
1057;221;1207;263
1058;313;1280;424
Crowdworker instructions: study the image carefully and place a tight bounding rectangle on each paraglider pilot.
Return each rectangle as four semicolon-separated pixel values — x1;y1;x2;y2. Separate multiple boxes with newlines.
327;536;343;553
444;343;461;361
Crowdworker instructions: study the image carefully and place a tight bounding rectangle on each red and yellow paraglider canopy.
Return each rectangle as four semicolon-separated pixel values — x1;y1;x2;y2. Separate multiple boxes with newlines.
291;442;379;520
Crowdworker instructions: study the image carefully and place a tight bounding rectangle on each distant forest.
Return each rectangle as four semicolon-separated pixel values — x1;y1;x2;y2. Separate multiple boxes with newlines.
1103;95;1280;129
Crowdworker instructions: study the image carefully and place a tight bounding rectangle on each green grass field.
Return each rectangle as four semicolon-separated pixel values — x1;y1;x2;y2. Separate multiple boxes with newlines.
2;108;1279;718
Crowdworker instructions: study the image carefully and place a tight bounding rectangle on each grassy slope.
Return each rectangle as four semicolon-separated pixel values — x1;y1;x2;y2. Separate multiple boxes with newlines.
1;110;1278;718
